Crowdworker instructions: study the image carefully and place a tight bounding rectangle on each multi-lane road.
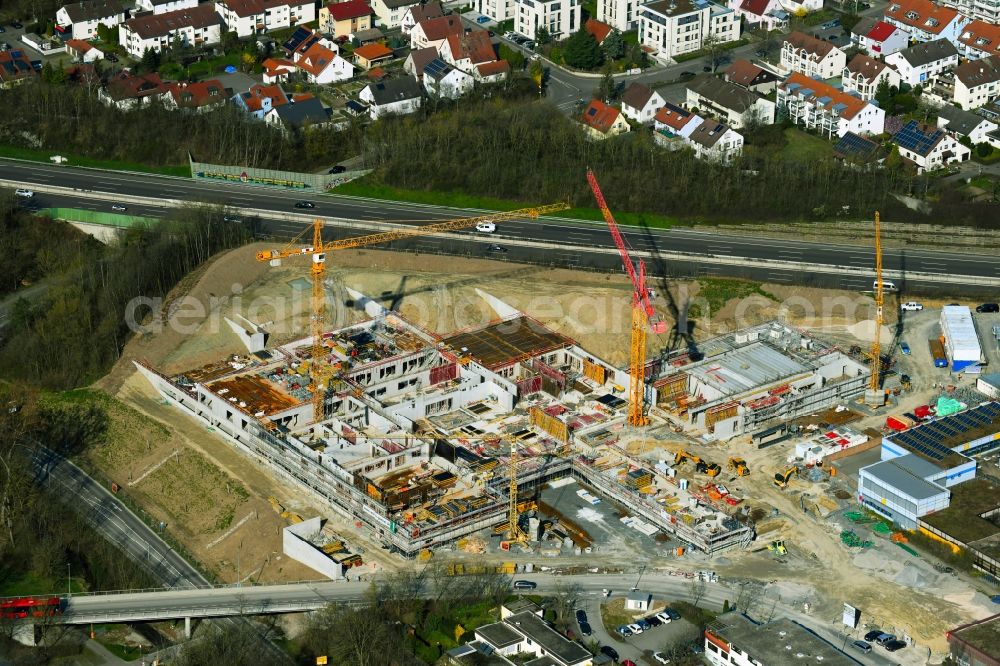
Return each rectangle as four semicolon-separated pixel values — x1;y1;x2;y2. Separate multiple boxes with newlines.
4;157;999;295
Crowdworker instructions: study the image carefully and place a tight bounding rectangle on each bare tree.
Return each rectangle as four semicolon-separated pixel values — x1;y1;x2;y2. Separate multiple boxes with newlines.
690;578;707;607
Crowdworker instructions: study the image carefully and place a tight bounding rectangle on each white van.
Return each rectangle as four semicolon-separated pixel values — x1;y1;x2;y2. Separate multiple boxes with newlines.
873;280;897;292
475;221;496;233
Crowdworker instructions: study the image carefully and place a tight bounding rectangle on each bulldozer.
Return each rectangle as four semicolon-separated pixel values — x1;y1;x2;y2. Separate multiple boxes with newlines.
674;450;701;467
728;458;750;477
774;466;799;490
696;461;722;477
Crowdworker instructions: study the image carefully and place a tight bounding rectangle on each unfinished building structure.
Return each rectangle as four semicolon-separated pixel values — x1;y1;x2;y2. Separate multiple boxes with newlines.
137;290;753;558
652;322;870;440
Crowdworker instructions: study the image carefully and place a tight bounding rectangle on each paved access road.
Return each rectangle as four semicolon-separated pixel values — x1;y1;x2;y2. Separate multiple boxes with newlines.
5;158;999;295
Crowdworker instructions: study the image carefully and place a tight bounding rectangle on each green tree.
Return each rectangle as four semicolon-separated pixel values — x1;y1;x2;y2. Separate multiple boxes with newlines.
140;47;161;72
885;144;903;170
595;62;615;101
536;26;551;44
221;29;240;51
602;28;626;60
563;28;603;69
529;57;545;92
499;42;525;70
626;42;648;69
95;21;118;45
976;142;993;158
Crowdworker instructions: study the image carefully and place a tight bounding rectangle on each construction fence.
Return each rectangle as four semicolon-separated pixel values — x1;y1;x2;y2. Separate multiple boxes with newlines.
189;157;370;192
40;208;157;228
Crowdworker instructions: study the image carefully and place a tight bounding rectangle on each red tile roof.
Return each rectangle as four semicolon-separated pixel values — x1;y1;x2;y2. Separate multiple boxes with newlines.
783;30;838;57
0;50;37;84
123;3;221;39
64;39;95;53
353;42;394;60
739;0;771;17
621;82;656;110
416;14;463;41
780;72;868;120
241;83;289;112
885;0;957;35
866;20;897;42
846;53;889;80
476;59;510;77
581;99;623;134
326;0;371;20
407;1;443;23
445;30;495;64
959;20;1000;57
262;57;295;71
654;103;698;131
724;59;766;87
297;41;340;76
106;71;169;100
168;79;228;108
585;18;612;44
955;54;1000;89
368;66;387;79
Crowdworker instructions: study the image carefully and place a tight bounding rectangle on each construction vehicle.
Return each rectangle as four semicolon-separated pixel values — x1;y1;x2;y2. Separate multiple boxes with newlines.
774;466;799;490
727;458;750;477
674;450;701;467
767;540;786;556
256;202;569;422
695;461;722;477
587;169;666;426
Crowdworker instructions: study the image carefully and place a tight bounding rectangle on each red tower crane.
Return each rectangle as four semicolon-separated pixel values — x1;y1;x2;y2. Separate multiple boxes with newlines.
586;169;666;426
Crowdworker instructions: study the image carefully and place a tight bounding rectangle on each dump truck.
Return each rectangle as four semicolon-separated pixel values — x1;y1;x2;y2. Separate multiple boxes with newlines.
929;339;948;368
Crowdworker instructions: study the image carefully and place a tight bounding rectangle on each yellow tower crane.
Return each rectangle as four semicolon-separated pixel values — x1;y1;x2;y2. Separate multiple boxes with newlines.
865;211;886;408
256;202;570;422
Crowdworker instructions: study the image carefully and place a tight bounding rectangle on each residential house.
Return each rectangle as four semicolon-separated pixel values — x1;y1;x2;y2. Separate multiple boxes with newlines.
596;0;640;31
55;0;127;40
353;27;385;43
780;31;847;80
957;20;1000;59
851;17;910;57
625;591;652;612
98;70;170;108
319;0;373;38
232;82;290;119
727;0;789;32
0;49;37;87
514;0;581;41
883;0;968;47
118;4;223;58
476;0;515;23
585;18;613;45
893;119;971;171
291;33;354;83
475;603;593;666
401;1;444;34
135;0;198;14
723;59;778;94
265;94;331;128
580;98;630;139
842;54;901;100
884;38;959;86
637;0;740;63
423;57;474;98
620;82;665;123
353;42;395;68
954;54;1000;108
404;45;439;79
359;77;423;118
685;74;775;129
64;39;105;62
475;59;510;82
777;72;886;137
938;0;1000;23
164;79;230;112
216;0;316;37
654;102;704;138
936;104;998;143
688;120;743;162
440;31;497;72
262;56;296;82
409;14;463;49
833;131;882;163
371;0;421;28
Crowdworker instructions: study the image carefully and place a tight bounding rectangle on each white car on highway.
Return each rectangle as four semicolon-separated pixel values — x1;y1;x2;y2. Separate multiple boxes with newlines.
900;301;923;311
15;188;33;198
476;221;496;233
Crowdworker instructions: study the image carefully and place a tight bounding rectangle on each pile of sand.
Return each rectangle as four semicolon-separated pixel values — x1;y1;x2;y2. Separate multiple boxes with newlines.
847;319;894;343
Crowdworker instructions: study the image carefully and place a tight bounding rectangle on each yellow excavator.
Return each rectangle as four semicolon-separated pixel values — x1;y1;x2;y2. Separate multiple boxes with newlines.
728;458;750;477
674;450;701;467
774;466;799;490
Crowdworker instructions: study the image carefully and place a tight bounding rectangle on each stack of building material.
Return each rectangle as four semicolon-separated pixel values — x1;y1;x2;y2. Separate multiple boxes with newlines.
430;471;457;488
625;468;653;489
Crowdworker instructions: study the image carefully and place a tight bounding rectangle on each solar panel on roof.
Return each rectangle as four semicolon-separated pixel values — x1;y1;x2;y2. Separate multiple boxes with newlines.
800;87;814;96
832;102;847;113
818;95;832;104
787;82;801;91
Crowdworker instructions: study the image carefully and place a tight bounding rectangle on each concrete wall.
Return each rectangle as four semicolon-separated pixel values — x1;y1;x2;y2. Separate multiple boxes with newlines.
283;517;343;579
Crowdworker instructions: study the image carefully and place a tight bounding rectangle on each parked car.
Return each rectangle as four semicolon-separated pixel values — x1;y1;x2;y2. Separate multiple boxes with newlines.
626;623;643;634
476;15;490;23
864;630;883;642
899;342;910;355
851;640;872;654
512;580;536;590
977;303;1000;313
106;53;118;62
900;301;923;311
14;188;33;198
328;165;347;174
645;615;662;627
294;201;316;209
616;625;632;637
223;215;242;223
636;619;651;631
702;65;712;71
487;244;507;253
1;42;10;51
524;40;535;49
884;639;907;652
875;633;896;645
575;609;588;623
475;221;496;233
664;608;680;621
579;621;592;636
488;30;495;36
600;645;619;661
621;661;638;666
655;611;671;624
652;652;670;664
11;21;23;29
111;203;127;212
680;70;695;78
0;26;5;33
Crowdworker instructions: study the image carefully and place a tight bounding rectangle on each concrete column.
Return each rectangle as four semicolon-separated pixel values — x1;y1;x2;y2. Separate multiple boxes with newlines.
184;616;192;639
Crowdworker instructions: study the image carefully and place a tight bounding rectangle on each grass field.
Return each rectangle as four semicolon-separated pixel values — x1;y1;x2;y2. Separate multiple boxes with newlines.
0;144;189;177
689;278;777;319
781;128;833;162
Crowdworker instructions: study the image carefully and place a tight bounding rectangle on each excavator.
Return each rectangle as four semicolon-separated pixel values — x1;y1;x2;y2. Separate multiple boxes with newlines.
774;466;799;490
727;458;750;477
696;461;722;477
674;450;701;467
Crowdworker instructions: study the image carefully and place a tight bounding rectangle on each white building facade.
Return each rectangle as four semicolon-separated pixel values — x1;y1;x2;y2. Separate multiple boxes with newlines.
514;0;581;40
119;5;223;58
638;0;740;62
216;0;317;38
780;31;847;80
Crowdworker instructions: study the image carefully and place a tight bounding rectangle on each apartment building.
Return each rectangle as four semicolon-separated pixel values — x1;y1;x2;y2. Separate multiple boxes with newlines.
216;0;317;38
638;0;740;62
958;19;1000;58
371;0;421;28
476;0;515;22
514;0;581;40
705;615;857;666
780;30;847;79
596;0;641;31
842;54;902;100
55;0;128;40
119;4;222;58
685;73;775;128
883;0;969;47
885;38;959;85
939;0;1000;24
778;72;886;138
954;54;1000;108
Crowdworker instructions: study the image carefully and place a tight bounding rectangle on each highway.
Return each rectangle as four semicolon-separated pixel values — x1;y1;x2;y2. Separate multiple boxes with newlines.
4;157;999;295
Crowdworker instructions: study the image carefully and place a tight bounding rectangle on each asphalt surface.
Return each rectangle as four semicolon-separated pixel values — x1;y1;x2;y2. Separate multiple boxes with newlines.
5;159;999;296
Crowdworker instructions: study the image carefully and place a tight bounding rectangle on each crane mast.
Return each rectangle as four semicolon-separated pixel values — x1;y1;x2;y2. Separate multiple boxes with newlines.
586;169;665;426
865;211;886;408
